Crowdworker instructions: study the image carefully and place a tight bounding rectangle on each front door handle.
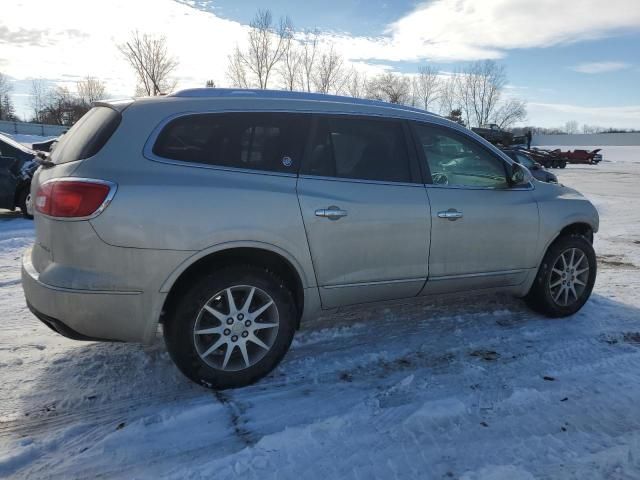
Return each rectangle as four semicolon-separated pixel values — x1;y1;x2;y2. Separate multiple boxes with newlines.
315;206;348;220
437;209;463;221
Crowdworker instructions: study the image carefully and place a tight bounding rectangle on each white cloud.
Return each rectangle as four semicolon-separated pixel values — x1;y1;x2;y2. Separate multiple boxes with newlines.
1;0;639;121
571;61;631;74
375;0;640;61
527;102;640;128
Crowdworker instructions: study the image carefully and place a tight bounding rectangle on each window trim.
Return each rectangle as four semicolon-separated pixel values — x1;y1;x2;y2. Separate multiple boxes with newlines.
409;120;534;191
299;113;423;185
143;110;310;178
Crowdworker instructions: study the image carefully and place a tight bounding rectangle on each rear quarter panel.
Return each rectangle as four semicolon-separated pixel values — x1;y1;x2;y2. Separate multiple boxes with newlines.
76;100;316;288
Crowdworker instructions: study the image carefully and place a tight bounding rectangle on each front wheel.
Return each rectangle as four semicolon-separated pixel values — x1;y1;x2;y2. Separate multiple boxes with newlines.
163;266;297;389
525;235;597;317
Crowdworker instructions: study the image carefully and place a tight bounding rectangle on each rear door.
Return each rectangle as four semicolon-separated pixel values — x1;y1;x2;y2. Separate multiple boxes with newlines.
297;115;430;308
411;122;539;294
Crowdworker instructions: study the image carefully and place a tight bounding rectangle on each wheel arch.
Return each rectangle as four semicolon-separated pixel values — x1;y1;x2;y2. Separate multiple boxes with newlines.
539;221;595;267
159;242;307;329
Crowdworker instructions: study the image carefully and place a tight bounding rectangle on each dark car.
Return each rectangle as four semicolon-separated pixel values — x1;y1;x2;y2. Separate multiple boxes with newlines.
0;133;39;218
501;148;558;183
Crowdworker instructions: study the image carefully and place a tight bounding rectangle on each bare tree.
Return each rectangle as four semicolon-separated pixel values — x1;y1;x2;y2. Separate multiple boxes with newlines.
0;72;16;121
118;31;178;96
346;68;367;98
236;9;292;89
300;30;320;93
414;65;441;111
438;73;459;116
77;76;107;106
30;79;48;123
227;47;249;88
564;120;579;134
279;34;302;91
492;98;527;129
0;73;10;99
313;45;347;94
457;60;506;127
366;72;411;104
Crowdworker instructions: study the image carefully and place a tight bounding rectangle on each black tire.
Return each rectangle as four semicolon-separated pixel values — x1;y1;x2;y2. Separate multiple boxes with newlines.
163;265;297;389
559;161;567;169
524;234;596;317
17;187;33;219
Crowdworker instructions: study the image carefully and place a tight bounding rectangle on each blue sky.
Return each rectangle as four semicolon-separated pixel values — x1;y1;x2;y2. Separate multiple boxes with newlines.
2;0;639;128
200;0;640;113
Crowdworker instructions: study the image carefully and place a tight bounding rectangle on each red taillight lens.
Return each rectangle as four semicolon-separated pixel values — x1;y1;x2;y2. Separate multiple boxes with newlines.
35;180;113;218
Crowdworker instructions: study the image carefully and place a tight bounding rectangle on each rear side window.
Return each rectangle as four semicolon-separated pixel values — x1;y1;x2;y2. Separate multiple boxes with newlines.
152;113;309;173
303;116;412;183
50;107;121;164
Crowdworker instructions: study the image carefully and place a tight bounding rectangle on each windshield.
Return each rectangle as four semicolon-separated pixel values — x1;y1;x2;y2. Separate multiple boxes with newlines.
50;106;121;164
515;152;535;168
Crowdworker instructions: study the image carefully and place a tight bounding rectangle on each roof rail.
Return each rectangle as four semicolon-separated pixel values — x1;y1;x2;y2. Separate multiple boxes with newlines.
170;88;438;117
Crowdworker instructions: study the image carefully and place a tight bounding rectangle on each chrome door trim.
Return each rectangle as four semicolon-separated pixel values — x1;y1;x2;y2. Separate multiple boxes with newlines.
322;277;426;289
425;183;534;192
428;269;527;281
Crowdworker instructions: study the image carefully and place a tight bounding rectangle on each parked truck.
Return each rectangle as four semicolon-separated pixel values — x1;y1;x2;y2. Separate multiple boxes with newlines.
471;124;514;146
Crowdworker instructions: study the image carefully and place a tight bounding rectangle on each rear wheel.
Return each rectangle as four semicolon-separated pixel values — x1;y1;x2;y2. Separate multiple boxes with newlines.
163;266;297;389
525;235;596;317
559;161;567;169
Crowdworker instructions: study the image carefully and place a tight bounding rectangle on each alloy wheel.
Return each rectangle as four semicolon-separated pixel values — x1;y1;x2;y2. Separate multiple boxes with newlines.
549;248;590;307
193;285;279;371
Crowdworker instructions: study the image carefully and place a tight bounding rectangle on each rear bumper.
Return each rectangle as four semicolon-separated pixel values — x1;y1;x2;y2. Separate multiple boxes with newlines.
21;248;147;342
26;301;117;342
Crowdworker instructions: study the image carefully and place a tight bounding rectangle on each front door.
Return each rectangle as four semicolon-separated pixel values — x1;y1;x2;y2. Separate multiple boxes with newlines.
297;115;431;308
411;123;539;294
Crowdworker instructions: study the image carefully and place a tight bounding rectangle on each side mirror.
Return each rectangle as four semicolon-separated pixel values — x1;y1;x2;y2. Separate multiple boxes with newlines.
509;162;530;186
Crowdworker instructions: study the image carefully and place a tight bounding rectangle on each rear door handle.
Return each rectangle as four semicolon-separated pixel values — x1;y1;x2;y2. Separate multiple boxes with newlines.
315;206;348;220
437;209;463;221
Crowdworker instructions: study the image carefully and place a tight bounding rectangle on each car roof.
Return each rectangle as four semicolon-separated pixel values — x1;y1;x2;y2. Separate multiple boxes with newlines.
121;88;454;126
170;88;437;116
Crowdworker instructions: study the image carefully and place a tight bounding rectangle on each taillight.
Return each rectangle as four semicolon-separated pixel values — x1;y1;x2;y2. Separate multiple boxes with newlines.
35;179;115;219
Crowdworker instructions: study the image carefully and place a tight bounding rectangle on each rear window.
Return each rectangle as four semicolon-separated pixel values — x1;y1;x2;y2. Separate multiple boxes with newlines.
152;112;309;173
50;106;121;164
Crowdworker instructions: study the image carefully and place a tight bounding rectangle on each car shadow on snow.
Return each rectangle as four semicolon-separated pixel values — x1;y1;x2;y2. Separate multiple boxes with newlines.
19;292;640;415
10;291;640;478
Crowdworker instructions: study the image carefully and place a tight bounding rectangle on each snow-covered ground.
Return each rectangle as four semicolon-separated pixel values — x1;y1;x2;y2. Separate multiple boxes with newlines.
0;148;639;479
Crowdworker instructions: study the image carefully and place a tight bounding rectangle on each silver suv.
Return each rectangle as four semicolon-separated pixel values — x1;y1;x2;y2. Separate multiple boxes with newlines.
22;89;599;389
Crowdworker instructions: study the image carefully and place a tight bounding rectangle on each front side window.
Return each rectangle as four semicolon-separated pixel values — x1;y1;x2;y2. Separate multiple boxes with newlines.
152;112;309;173
303;116;412;183
414;124;509;188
